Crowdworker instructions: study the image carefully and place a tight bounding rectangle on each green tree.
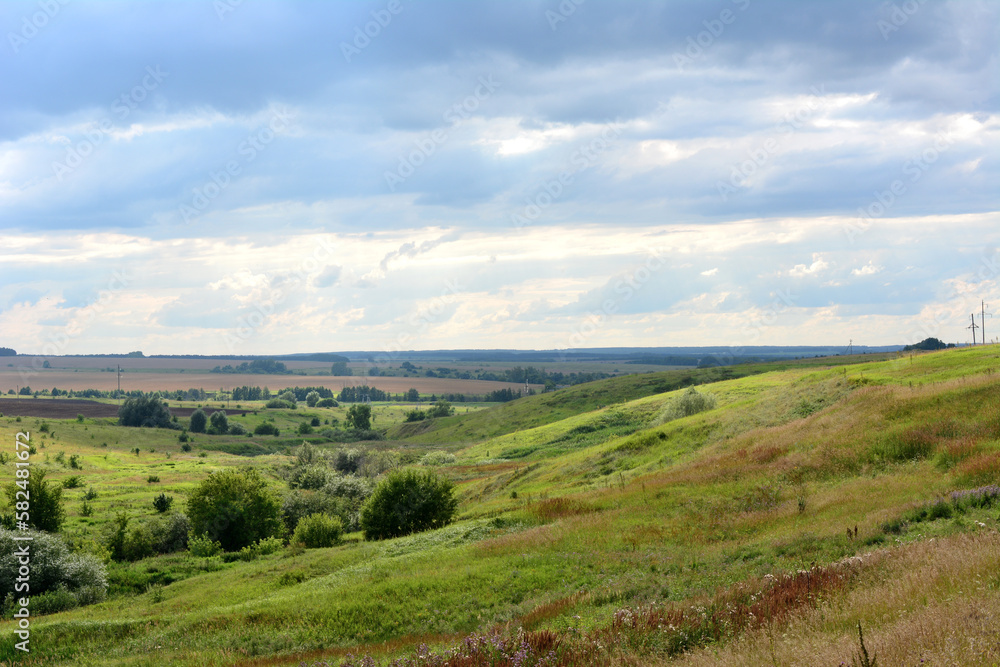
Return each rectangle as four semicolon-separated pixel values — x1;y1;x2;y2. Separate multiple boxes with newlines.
305;391;321;407
5;468;64;532
359;469;458;540
189;408;207;433
346;404;372;430
208;410;229;434
330;361;351;376
118;393;173;428
426;400;454;418
406;388;420;402
186;467;281;551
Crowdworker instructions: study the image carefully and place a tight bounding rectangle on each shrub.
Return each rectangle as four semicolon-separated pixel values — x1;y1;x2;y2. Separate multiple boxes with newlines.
181;443;192;452
83;487;98;500
346;404;371;430
281;489;332;534
62;475;84;489
118;393;173;428
360;469;458;540
426;400;454;419
5;468;64;532
147;475;160;484
656;387;717;424
254;422;280;436
178;431;189;443
310;416;321;427
153;493;173;513
405;409;426;422
291;513;343;548
265;398;296;409
189;409;207;434
188;533;222;557
150;513;190;554
228;422;247;436
186;467;281;551
334;449;362;474
419;450;456;466
316;398;337;408
0;529;107;604
306;391;321;407
297;422;314;435
288;465;329;490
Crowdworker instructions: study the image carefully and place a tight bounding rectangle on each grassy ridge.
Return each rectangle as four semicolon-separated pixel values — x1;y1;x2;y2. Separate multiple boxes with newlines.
0;347;998;665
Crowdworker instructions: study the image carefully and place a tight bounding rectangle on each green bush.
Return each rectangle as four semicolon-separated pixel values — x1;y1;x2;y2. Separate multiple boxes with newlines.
228;422;247;436
254;422;280;436
656;387;717;424
297;422;314;435
0;529;107;608
306;391;321;407
5;468;64;532
152;493;173;513
360;469;458;541
291;513;343;548
186;467;281;551
316;398;337;408
118;393;173;428
419;450;456;466
188;533;222;557
208;410;228;435
288;465;329;490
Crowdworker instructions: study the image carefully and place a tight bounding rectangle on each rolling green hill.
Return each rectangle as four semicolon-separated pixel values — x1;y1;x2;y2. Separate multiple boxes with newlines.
2;347;999;666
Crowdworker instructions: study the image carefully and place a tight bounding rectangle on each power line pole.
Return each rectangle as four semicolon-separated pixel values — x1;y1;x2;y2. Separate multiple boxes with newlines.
117;364;122;405
968;314;979;345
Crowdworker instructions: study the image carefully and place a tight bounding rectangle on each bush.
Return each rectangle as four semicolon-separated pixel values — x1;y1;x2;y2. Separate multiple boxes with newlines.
153;493;173;513
0;529;107;603
147;475;160;484
188;533;222;557
656;387;717;424
254;422;280;436
426;400;454;418
62;475;84;489
265;398;296;409
186;467;281;551
288;465;329;490
208;410;229;435
316;398;337;408
278;391;297;405
291;513;343;548
181;443;192;452
118;393;173;428
420;451;456;466
297;422;314;435
306;391;321;407
360;469;458;541
346;404;372;430
310;416;321;427
149;513;190;553
228;422;247;436
405;409;426;422
189;409;207;433
5;468;64;532
334;449;362;474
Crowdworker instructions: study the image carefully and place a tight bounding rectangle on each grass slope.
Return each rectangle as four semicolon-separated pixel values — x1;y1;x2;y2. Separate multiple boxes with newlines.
1;347;998;665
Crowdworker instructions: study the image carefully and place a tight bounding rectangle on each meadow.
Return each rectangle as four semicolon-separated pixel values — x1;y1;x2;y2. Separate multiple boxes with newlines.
0;346;998;665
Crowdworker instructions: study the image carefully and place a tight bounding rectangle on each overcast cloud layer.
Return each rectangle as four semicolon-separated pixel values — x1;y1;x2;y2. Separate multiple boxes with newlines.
1;0;998;355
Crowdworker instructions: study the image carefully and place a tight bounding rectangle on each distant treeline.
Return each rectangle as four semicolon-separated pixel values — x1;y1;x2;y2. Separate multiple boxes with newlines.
211;359;288;374
0;347;15;356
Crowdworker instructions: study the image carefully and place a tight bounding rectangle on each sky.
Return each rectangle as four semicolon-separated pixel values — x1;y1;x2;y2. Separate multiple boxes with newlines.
0;0;998;356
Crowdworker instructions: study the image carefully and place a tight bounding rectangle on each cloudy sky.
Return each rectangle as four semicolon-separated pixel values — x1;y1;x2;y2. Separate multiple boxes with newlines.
1;0;997;355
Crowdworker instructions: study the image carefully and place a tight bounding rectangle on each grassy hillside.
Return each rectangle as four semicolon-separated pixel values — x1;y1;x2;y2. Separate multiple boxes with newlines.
1;347;999;665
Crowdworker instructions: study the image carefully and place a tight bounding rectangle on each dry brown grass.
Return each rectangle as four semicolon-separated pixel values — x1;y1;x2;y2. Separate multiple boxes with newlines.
676;531;1000;667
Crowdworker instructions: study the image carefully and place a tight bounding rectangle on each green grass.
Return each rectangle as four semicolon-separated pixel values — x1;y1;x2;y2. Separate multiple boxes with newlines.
1;346;999;665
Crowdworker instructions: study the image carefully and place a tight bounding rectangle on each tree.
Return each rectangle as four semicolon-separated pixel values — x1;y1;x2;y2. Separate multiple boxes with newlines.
359;469;458;540
426;400;454;418
6;468;64;532
189;408;207;433
330;361;351;376
208;410;229;434
346;404;372;430
186;467;281;552
903;337;948;351
153;493;174;513
406;388;420;402
306;391;321;407
118;393;173;428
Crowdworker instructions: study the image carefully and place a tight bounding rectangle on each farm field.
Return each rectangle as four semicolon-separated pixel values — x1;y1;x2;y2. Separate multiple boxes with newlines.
0;346;999;666
0;369;536;397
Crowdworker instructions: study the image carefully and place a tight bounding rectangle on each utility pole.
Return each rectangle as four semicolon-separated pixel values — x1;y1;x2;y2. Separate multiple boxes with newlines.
117;364;122;405
968;314;979;346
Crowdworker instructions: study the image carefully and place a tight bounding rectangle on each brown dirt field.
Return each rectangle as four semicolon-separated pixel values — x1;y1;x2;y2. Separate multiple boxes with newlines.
0;369;537;396
7;356;326;371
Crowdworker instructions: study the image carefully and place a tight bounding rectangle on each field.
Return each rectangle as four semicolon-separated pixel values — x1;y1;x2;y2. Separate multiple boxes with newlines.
0;347;999;665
